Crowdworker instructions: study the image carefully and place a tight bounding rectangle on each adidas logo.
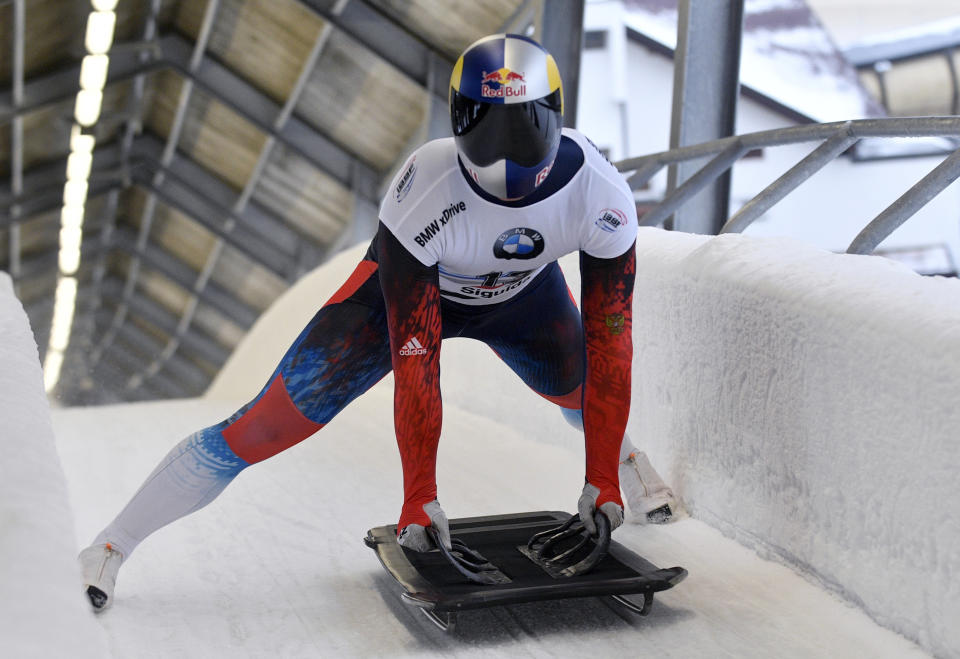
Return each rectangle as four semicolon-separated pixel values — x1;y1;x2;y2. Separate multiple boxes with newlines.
399;336;428;356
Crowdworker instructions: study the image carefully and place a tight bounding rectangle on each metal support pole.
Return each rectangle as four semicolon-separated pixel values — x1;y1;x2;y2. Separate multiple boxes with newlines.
667;0;744;234
538;0;584;128
626;160;665;191
945;49;959;116
8;0;24;292
641;142;746;227
614;116;960;242
722;129;858;234
848;147;960;255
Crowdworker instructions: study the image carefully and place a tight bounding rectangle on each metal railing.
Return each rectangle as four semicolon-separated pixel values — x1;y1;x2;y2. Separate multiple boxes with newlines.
614;117;960;255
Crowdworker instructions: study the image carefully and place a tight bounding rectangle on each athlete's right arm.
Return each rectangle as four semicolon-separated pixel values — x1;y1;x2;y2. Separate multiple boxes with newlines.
375;221;448;549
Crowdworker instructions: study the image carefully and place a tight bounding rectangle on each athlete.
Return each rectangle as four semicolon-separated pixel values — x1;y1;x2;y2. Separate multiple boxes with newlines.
79;33;676;610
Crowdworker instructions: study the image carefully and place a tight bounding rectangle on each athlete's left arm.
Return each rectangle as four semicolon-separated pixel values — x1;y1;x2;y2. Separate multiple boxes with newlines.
579;242;636;512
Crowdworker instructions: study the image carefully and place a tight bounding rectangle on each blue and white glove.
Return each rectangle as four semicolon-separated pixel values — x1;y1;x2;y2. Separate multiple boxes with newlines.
578;482;625;535
397;499;451;552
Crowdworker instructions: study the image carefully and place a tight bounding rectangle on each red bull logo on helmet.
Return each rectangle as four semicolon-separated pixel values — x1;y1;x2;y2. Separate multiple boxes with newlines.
480;67;527;99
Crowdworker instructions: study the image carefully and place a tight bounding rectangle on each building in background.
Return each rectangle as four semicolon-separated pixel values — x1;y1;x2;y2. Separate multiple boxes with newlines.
577;0;960;276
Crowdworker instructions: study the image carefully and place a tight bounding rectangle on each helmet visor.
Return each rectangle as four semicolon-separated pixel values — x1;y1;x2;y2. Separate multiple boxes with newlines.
451;89;563;168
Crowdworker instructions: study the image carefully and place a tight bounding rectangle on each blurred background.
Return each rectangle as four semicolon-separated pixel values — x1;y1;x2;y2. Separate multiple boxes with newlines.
1;0;958;407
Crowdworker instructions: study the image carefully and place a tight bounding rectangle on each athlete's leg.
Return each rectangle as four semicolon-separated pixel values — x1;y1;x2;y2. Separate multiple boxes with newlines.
89;259;391;562
451;263;585;410
451;263;583;410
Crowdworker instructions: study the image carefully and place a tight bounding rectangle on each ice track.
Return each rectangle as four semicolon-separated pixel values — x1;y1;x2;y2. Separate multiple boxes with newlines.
55;388;926;658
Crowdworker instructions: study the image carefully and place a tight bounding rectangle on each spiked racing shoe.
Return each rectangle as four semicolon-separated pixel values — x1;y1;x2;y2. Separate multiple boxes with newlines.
619;451;678;524
79;543;123;611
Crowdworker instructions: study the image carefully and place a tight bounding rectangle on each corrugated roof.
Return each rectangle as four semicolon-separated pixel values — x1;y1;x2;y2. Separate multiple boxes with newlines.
1;0;525;405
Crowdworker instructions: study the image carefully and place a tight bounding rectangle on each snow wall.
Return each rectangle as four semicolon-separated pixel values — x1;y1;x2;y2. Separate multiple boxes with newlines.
627;229;960;659
209;228;960;658
0;272;109;658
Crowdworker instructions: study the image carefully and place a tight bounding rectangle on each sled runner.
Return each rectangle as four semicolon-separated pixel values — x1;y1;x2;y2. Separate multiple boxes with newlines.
365;510;687;631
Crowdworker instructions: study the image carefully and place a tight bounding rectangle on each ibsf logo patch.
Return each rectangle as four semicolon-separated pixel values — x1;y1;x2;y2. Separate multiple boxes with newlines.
493;227;545;260
481;67;527;99
595;208;627;233
395;156;417;202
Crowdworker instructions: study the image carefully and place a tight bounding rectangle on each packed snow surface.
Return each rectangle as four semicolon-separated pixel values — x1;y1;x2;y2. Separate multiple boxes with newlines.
54;394;926;658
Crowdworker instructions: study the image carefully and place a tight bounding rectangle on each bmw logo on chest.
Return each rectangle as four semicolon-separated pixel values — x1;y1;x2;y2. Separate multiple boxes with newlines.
493;227;545;260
